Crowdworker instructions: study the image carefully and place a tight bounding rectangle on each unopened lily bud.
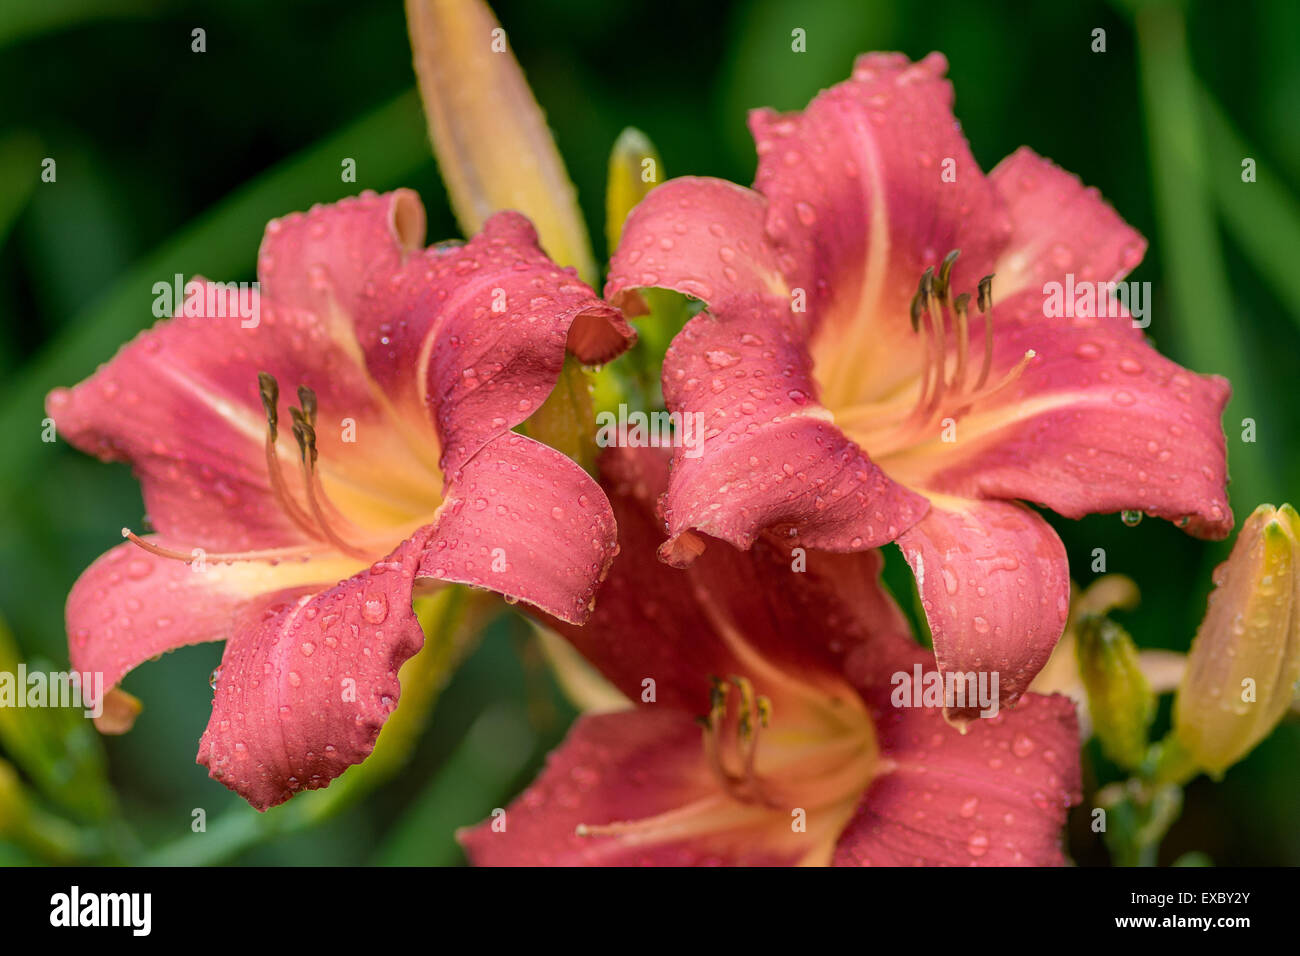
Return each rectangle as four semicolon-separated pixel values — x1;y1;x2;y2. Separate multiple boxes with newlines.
606;127;662;253
1075;614;1154;771
406;0;597;283
1174;503;1300;777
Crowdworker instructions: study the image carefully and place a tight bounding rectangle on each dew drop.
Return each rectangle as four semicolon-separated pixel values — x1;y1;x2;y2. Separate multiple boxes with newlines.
362;596;389;624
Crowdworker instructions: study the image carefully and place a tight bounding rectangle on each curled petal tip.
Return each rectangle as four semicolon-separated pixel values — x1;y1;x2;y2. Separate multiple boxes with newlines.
658;530;707;568
93;687;143;735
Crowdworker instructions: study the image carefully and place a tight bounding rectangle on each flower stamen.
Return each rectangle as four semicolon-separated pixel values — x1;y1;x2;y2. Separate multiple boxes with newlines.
289;393;374;563
973;273;996;392
259;373;321;540
696;675;776;806
838;258;1037;456
121;375;385;567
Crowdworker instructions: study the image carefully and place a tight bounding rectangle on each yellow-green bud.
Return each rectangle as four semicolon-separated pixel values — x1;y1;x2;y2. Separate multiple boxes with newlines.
1076;614;1155;771
1174;504;1300;777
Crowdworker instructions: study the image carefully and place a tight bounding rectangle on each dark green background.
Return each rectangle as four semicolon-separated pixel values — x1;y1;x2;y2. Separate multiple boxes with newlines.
0;0;1295;865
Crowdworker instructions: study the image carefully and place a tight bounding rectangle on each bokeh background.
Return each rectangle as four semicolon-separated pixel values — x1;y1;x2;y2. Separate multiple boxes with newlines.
0;0;1296;865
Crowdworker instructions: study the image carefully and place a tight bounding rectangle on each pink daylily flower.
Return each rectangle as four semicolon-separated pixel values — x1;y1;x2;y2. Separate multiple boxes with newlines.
460;449;1081;866
47;190;633;810
604;53;1232;718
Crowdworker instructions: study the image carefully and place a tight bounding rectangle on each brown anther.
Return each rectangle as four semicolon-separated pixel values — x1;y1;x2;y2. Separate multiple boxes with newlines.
910;267;934;333
258;372;279;441
919;272;948;421
297;385;318;427
730;675;757;741
302;424;318;466
974;275;996;391
708;676;729;721
977;274;994;313
289;407;318;467
290;415;308;462
935;249;961;303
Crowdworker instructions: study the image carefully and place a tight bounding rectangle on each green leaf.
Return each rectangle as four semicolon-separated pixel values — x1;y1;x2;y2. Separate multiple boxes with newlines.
1199;90;1300;332
0;0;162;50
0;618;116;822
1134;0;1272;519
372;702;537;866
0;131;41;244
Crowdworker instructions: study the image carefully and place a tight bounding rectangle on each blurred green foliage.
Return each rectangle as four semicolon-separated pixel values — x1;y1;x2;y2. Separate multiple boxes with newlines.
0;0;1295;865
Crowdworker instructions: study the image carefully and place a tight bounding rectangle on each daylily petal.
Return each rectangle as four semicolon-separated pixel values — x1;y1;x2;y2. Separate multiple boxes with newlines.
545;447;914;710
458;709;809;866
66;540;360;709
657;295;927;563
895;497;1070;719
359;211;632;478
534;448;752;709
417;432;618;624
889;149;1232;538
752;52;1011;409
197;528;434;810
834;674;1080;866
476;448;1081;866
989;148;1147;299
44;280;433;549
605;176;790;312
256;188;427;334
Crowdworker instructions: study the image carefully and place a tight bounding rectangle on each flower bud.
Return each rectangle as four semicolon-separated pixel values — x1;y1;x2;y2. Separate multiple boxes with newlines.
406;0;596;283
1076;614;1155;771
606;127;662;253
1174;504;1300;776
